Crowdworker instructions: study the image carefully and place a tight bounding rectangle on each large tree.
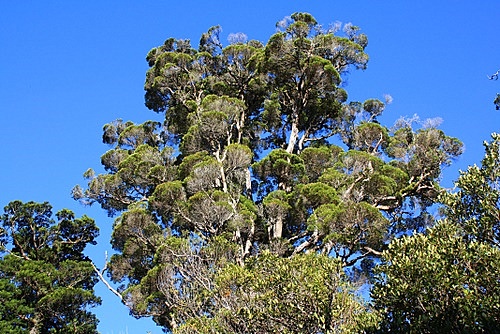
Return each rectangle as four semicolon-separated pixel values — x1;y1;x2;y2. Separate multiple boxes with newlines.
74;13;462;332
0;200;100;334
372;133;500;333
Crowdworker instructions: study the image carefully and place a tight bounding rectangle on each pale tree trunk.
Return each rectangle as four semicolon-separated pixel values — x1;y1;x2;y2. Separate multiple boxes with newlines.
215;147;228;193
286;120;299;154
297;129;309;153
243;223;255;257
268;215;283;240
30;315;40;334
219;164;228;193
234;168;256;262
245;168;252;197
273;216;283;239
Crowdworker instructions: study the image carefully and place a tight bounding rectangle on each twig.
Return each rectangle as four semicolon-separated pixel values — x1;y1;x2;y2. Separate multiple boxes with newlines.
487;69;500;80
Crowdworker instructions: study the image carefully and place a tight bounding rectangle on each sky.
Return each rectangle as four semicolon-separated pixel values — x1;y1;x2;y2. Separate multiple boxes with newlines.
2;1;500;333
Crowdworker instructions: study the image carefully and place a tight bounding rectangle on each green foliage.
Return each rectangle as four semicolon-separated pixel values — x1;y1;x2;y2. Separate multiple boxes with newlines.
252;149;306;194
372;134;500;332
176;252;379;333
441;132;500;247
73;12;463;332
0;201;100;333
372;222;500;333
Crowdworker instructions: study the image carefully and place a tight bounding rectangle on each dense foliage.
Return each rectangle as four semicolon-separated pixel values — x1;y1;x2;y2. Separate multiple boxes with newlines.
372;222;500;333
0;201;100;334
372;134;500;332
71;13;467;332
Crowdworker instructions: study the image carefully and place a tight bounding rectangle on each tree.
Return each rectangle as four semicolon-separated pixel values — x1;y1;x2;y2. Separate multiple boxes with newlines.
74;13;462;331
175;252;380;333
372;134;500;333
372;222;500;333
442;132;500;247
0;201;100;334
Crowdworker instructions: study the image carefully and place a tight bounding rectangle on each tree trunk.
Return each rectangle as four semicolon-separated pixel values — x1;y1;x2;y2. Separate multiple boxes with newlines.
286;119;299;154
29;315;40;334
268;215;283;240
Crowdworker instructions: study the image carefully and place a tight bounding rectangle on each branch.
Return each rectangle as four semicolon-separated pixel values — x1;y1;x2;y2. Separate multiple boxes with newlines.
91;256;123;302
344;246;382;267
363;246;383;256
342;175;366;200
2;247;29;260
292;230;320;255
374;195;399;211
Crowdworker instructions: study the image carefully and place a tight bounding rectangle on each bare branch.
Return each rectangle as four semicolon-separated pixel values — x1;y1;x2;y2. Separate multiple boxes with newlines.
487;69;500;80
91;258;123;302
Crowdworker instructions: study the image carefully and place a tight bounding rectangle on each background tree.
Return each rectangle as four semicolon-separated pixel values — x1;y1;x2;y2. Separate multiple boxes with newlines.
74;13;462;331
372;133;500;333
0;200;100;334
372;222;500;333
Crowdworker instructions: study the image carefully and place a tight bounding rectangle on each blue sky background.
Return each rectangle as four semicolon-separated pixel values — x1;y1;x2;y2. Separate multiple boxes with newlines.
2;2;500;333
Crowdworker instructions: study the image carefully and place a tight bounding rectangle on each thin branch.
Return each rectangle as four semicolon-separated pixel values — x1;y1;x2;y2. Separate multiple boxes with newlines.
487;69;500;80
91;258;123;302
363;246;383;256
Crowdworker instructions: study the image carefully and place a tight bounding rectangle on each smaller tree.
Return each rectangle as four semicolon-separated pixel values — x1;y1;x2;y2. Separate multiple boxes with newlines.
372;133;500;333
175;252;380;334
442;132;500;247
372;222;500;333
0;200;101;334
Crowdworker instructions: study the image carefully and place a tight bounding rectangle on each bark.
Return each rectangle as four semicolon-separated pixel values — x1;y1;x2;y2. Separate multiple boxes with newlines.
286;119;300;154
268;215;283;240
29;315;40;334
91;261;123;302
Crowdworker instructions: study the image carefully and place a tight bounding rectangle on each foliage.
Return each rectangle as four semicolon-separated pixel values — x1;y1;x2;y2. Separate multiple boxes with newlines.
372;134;500;333
494;93;500;110
487;70;500;110
372;222;500;333
73;13;462;331
176;252;380;333
441;133;500;247
0;201;100;334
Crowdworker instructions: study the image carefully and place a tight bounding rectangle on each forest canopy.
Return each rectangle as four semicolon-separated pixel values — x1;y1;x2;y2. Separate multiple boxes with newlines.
3;12;499;334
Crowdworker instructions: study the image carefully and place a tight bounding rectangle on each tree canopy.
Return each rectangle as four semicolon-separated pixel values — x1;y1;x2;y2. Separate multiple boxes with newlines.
0;200;100;334
72;13;466;332
4;10;500;333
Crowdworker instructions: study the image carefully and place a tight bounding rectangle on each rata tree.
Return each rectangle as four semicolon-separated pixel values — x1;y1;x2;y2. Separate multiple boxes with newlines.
74;13;462;331
0;200;100;334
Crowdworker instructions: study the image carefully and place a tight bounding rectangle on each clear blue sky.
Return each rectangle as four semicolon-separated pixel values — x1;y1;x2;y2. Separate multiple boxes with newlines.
1;2;500;333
